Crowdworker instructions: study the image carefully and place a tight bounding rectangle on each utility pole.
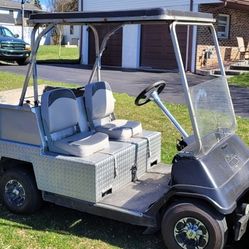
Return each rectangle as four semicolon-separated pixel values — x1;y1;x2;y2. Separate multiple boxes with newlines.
21;0;25;40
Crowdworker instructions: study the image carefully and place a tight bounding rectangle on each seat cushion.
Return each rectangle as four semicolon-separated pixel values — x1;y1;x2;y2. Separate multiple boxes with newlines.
52;132;109;157
95;120;142;140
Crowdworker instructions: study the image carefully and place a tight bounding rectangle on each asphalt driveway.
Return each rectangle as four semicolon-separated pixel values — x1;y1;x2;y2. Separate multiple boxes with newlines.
0;63;249;117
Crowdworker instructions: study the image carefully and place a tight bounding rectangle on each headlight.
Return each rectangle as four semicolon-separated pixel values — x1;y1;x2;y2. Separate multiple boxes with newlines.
25;44;31;51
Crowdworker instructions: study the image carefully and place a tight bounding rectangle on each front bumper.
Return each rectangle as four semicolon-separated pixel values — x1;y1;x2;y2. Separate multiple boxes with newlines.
0;49;31;60
235;203;249;241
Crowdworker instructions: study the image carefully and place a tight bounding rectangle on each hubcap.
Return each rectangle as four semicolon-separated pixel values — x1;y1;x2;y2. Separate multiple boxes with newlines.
174;217;209;249
5;180;26;207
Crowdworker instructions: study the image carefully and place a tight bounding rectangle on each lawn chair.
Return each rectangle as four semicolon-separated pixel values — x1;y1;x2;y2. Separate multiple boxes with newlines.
237;37;249;60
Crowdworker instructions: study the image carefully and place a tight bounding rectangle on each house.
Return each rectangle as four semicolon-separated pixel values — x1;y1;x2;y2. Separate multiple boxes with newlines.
63;25;81;46
78;0;249;72
196;0;249;70
0;0;42;43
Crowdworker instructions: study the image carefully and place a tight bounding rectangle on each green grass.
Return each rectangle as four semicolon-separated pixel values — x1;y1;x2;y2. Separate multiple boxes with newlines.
228;72;249;87
0;71;78;91
0;71;249;248
37;45;79;62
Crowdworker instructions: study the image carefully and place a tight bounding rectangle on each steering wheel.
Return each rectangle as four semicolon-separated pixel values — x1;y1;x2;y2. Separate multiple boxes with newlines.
135;80;166;106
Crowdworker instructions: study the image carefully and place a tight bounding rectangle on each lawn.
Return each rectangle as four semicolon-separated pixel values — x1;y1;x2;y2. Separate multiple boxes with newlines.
228;72;249;87
0;72;249;248
37;45;80;62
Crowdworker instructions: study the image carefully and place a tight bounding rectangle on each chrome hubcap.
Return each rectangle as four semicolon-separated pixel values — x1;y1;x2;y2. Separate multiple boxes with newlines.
5;180;26;207
174;217;209;249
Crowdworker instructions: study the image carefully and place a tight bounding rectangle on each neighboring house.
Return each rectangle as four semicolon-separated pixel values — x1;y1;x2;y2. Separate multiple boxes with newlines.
0;0;43;43
63;25;81;46
78;0;249;72
197;0;249;69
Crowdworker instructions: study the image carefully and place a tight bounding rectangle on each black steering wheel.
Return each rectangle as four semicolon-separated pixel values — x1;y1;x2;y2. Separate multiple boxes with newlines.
135;80;166;106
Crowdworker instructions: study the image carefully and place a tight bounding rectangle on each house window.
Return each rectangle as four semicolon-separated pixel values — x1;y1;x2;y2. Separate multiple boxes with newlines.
9;10;13;16
70;25;74;35
217;14;230;39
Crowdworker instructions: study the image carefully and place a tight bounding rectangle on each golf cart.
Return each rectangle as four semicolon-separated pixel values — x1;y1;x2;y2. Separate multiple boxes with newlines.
0;8;249;249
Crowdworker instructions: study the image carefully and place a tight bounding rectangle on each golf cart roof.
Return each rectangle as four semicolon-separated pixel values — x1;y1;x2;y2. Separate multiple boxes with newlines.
29;8;215;25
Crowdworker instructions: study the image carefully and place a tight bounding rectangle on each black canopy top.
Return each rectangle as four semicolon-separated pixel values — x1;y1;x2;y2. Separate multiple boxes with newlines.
29;8;215;25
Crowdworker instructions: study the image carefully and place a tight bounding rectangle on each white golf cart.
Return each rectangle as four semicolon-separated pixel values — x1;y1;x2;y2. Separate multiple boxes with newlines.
0;8;249;249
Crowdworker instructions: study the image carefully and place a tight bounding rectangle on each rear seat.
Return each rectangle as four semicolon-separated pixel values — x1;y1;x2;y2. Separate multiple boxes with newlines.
40;88;109;157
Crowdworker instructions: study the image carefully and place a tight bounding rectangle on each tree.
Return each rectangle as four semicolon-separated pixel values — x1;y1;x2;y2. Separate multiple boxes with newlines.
49;0;78;45
54;0;78;12
34;0;42;8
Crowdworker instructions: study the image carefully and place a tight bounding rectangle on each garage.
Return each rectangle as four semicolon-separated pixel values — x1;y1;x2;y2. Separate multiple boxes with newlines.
88;25;123;67
140;24;188;70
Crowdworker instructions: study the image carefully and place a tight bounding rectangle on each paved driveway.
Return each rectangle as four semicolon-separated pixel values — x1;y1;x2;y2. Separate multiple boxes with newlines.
0;63;249;118
0;63;249;117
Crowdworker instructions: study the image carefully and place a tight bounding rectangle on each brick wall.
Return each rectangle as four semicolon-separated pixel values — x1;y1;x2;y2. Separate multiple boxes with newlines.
196;4;249;69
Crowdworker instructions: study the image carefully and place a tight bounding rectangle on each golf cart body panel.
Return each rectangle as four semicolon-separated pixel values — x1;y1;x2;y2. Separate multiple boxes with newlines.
0;7;249;248
171;134;249;214
0;104;41;145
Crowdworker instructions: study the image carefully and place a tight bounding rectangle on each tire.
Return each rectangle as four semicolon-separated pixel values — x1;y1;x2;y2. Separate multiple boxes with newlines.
17;57;30;65
0;168;42;214
161;202;227;249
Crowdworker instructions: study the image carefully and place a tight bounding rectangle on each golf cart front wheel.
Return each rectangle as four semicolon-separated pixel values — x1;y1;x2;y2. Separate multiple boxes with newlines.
161;202;226;249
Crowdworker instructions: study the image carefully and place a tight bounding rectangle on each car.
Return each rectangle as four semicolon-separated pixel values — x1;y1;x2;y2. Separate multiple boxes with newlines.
0;26;31;65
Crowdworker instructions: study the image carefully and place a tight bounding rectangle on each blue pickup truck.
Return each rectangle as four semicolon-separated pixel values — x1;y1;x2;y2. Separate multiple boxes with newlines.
0;26;31;65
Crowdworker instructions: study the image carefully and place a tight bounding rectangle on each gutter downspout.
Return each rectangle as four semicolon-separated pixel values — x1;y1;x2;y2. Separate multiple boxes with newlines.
185;0;194;71
79;0;83;64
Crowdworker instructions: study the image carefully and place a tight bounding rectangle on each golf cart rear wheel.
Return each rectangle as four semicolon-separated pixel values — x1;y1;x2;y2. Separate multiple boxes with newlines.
0;168;42;214
161;202;226;249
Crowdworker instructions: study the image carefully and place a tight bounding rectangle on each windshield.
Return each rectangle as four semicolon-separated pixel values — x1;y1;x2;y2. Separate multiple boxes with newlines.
190;76;236;154
0;27;15;38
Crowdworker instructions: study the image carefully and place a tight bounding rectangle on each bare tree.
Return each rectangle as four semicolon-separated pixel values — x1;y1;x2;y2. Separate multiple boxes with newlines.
57;0;78;12
50;0;78;45
46;0;78;12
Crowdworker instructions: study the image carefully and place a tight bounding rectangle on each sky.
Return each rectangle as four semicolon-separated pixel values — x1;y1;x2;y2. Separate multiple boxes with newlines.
39;0;50;10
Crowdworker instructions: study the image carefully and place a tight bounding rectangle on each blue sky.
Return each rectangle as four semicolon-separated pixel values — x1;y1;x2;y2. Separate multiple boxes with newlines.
39;0;50;9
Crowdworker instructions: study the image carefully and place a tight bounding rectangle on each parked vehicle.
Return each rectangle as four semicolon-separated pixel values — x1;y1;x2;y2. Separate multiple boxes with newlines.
0;8;248;249
0;26;31;65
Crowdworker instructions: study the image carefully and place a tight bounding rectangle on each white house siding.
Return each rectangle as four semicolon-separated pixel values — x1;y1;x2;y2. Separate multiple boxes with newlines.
63;25;81;45
84;0;192;11
0;10;9;14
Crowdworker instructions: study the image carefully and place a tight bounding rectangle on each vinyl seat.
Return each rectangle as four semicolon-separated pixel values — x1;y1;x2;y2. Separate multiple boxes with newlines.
41;88;109;157
85;81;142;140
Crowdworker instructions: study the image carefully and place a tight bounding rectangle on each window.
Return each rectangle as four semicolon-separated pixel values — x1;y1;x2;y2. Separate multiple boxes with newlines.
9;10;13;16
0;27;15;38
217;14;230;39
70;25;74;35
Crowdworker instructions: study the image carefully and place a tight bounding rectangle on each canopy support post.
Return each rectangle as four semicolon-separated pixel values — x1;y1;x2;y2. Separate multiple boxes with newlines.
19;24;55;106
88;24;123;83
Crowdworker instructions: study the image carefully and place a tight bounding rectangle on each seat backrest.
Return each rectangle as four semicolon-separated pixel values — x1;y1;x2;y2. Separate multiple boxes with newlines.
84;81;115;127
41;88;81;141
237;37;245;52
